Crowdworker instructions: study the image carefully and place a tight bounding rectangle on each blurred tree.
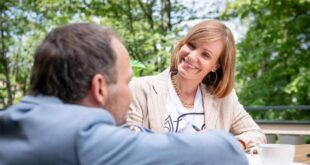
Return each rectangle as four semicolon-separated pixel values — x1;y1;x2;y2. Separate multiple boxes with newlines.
222;0;310;107
221;0;310;120
0;0;87;108
0;0;214;108
2;0;309;113
87;0;198;76
0;1;44;107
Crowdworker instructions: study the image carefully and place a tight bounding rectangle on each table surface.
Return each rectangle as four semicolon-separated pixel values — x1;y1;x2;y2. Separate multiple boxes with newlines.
294;144;310;164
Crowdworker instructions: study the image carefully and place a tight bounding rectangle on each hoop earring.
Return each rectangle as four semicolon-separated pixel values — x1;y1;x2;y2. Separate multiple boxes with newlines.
208;71;218;85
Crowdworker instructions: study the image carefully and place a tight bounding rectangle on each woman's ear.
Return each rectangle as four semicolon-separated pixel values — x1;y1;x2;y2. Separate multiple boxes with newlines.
212;64;221;72
89;74;109;106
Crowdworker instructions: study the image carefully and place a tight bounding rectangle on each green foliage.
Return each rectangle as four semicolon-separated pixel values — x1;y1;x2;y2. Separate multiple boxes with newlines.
1;0;309;123
131;59;146;77
222;0;310;120
0;1;47;108
0;0;194;108
222;0;310;106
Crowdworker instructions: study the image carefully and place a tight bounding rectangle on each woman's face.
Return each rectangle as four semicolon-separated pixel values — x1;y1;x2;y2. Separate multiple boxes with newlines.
176;39;224;81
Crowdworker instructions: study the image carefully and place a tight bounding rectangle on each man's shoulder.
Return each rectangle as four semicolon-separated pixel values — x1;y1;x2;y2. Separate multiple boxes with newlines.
54;103;114;120
0;96;118;164
1;96;115;126
45;102;116;126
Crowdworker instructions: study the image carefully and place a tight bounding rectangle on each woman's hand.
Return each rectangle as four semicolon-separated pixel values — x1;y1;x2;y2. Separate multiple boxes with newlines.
238;139;247;150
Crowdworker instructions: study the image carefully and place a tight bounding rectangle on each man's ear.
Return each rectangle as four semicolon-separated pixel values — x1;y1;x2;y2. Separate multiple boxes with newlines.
89;74;109;106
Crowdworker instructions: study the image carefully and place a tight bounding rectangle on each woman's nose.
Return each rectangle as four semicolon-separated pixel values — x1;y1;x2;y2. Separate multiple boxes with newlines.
185;50;198;62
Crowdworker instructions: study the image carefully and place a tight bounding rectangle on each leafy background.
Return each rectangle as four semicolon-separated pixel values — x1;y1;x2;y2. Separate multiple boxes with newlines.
1;0;309;125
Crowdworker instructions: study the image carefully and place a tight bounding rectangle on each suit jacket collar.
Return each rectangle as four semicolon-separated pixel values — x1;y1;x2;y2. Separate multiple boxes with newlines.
21;95;63;105
20;95;117;125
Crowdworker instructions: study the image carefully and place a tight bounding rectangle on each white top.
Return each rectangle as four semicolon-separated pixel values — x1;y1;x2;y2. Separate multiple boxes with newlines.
164;74;205;133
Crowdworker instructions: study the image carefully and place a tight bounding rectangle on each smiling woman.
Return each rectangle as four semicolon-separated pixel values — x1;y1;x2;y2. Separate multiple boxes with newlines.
127;20;266;151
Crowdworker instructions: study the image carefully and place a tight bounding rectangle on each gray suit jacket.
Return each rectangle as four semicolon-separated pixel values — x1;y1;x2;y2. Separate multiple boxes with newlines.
0;95;248;165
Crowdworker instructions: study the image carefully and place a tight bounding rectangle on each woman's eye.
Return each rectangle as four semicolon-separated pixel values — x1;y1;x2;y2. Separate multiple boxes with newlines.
202;52;210;58
187;43;195;50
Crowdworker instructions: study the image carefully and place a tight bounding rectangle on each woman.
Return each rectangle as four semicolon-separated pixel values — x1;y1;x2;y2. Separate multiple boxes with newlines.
127;20;266;150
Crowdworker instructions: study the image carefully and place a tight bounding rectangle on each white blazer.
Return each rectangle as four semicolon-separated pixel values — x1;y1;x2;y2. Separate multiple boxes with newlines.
127;69;266;148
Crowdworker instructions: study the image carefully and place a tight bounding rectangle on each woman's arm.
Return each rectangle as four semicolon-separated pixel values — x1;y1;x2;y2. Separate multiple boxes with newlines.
229;90;267;149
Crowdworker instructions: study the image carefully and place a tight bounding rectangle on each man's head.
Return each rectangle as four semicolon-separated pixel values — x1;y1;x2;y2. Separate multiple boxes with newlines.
28;23;133;125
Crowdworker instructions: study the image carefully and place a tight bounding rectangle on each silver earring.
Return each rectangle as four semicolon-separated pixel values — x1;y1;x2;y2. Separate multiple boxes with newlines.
208;71;218;84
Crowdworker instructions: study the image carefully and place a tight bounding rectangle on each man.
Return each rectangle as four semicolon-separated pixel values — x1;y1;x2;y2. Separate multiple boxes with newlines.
0;23;248;165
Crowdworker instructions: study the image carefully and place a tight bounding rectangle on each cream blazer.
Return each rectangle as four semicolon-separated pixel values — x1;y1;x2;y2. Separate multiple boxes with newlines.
127;70;266;148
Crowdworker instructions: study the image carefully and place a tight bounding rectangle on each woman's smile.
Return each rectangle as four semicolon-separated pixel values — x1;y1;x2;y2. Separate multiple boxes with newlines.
180;58;199;71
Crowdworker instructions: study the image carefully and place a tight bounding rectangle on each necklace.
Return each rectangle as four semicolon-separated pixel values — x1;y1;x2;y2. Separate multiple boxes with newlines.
171;75;194;109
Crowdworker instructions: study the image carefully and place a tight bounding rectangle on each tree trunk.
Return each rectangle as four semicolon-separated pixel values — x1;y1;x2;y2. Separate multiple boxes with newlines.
1;27;13;107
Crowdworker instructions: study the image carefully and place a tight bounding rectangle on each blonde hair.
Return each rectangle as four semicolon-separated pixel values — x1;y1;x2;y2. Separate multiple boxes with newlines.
170;20;236;98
